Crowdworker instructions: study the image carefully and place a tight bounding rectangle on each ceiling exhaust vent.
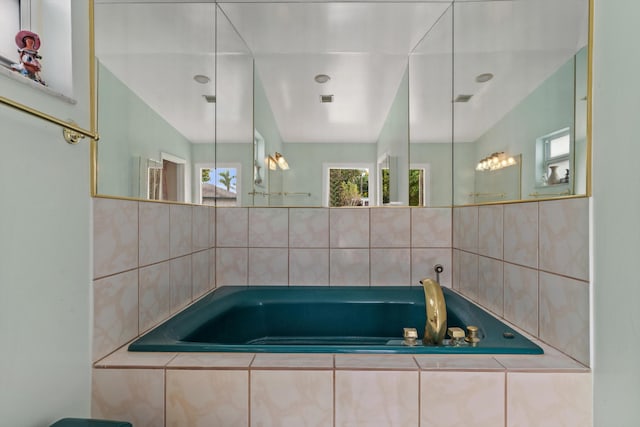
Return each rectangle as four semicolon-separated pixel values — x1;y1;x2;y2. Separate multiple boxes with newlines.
320;94;334;103
203;94;216;103
454;94;473;103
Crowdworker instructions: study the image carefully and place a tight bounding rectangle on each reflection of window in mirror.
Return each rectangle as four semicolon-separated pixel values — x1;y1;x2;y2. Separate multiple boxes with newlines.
140;158;162;201
199;164;241;207
328;168;369;207
146;163;162;201
538;128;571;186
409;164;430;207
381;169;390;205
380;166;428;206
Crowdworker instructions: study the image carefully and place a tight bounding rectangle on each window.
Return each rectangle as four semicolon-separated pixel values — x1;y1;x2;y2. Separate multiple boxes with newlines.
0;0;23;63
409;166;429;207
328;168;369;207
1;0;73;95
199;164;241;206
539;128;571;185
322;163;375;207
381;166;429;206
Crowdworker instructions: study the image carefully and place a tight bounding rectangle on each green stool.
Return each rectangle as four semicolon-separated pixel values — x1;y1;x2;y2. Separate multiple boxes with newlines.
50;418;132;427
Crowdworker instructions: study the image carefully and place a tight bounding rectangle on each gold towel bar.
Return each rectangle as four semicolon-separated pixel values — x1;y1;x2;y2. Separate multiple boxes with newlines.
468;192;506;198
249;191;311;197
0;95;99;144
528;190;571;197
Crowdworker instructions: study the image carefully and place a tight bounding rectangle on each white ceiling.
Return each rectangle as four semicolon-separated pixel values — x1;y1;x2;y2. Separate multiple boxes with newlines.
94;0;588;145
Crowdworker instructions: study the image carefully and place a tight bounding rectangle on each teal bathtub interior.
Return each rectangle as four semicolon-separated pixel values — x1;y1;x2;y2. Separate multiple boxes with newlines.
128;286;542;354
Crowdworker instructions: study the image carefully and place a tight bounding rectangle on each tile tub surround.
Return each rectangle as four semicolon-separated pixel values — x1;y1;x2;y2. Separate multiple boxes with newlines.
92;343;591;427
93;197;588;364
453;198;590;366
93;198;216;362
93;197;592;426
93;199;453;362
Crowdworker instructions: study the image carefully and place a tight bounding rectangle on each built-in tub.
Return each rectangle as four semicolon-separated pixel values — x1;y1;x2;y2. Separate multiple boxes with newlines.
129;286;542;354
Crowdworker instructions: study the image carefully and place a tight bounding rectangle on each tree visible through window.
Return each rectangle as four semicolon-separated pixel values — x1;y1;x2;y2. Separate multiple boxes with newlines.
380;168;425;206
409;168;425;206
201;167;238;206
329;168;369;207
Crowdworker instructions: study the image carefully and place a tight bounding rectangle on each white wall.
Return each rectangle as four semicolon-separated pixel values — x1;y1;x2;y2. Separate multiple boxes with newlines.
593;0;640;425
0;3;92;425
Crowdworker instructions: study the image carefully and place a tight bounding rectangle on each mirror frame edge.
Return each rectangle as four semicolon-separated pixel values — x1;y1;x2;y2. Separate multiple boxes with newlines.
90;0;98;198
585;0;594;199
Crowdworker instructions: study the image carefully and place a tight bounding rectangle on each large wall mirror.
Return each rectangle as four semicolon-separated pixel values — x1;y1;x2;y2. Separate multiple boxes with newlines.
93;0;589;208
452;0;589;205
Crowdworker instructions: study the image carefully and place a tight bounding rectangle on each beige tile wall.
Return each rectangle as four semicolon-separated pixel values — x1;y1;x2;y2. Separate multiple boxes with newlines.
92;349;591;427
92;198;216;362
93;196;590;365
92;199;452;362
92;197;592;426
453;198;590;366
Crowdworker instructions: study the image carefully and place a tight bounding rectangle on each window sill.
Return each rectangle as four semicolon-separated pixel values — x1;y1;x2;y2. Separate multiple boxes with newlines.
535;182;570;189
0;64;76;105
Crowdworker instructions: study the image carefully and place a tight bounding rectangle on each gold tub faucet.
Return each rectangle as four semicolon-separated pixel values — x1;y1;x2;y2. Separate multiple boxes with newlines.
420;276;447;345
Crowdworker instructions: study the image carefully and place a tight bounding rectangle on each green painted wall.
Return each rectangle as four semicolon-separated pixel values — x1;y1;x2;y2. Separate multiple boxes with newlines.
0;3;92;425
97;63;196;201
468;54;578;201
593;0;640;425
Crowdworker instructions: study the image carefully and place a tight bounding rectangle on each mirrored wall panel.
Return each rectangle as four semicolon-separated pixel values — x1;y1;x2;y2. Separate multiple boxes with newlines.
95;1;216;203
218;2;449;207
452;0;589;204
93;0;589;207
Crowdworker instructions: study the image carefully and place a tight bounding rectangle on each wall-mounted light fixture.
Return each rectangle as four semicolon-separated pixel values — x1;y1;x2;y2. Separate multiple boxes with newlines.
274;152;289;170
267;155;277;170
267;152;290;170
476;152;517;171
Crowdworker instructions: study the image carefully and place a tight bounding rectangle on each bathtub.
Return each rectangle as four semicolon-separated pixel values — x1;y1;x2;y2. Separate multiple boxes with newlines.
129;286;542;354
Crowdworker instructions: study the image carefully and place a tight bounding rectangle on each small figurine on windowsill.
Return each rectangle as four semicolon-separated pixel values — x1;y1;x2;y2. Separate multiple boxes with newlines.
10;30;46;86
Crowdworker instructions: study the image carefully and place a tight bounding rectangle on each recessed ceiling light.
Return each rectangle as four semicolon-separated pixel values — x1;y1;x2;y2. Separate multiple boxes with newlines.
314;74;331;84
475;73;494;83
193;74;210;84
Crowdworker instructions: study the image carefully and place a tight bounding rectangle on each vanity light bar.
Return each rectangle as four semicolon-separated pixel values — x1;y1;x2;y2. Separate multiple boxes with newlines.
476;152;517;171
